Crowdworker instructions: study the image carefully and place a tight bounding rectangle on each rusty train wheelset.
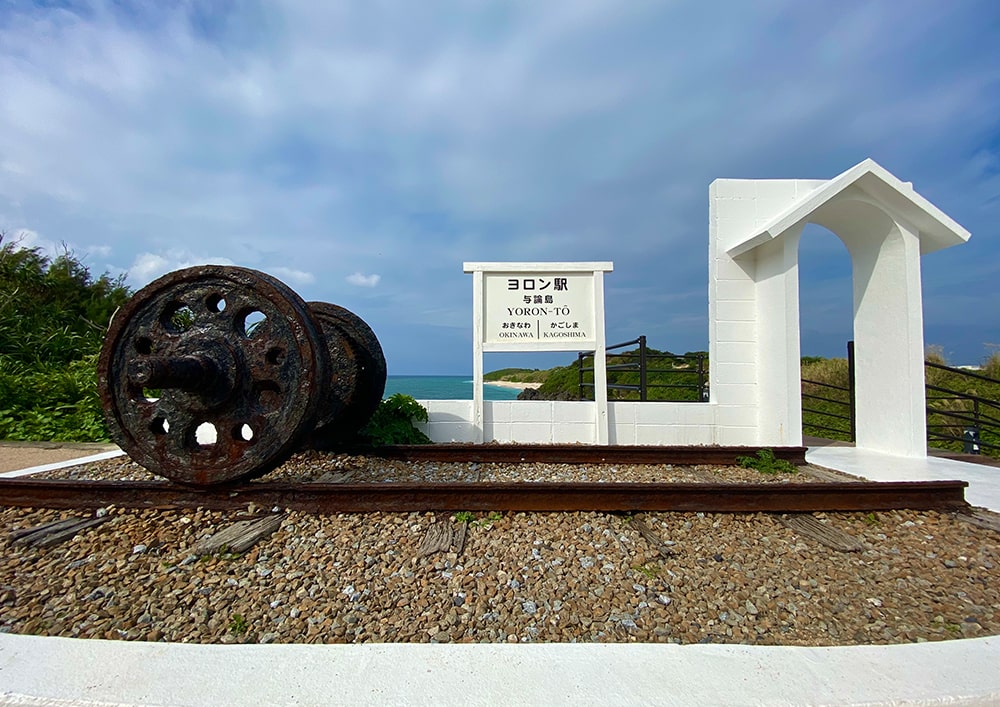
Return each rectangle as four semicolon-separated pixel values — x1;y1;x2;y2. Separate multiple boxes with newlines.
97;265;386;486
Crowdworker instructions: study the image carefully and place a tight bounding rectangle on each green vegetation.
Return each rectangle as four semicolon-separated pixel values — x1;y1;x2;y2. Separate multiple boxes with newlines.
924;348;1000;457
359;393;432;446
228;613;248;635
0;234;130;441
505;347;708;402
983;348;1000;380
482;368;549;384
802;348;1000;457
631;563;659;579
736;448;798;475
453;511;502;528
800;356;852;442
472;511;502;528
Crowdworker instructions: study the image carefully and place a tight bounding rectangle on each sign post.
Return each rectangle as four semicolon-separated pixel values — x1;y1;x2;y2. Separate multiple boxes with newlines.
464;262;614;444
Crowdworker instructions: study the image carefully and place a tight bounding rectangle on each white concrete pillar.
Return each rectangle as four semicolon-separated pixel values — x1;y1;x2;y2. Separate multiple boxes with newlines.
815;196;928;457
753;223;804;446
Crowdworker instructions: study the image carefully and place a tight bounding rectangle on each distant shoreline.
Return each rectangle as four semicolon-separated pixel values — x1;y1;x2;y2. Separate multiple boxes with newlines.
484;380;543;390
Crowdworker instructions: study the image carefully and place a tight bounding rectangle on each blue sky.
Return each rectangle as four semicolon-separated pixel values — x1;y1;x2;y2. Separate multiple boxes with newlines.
1;1;998;374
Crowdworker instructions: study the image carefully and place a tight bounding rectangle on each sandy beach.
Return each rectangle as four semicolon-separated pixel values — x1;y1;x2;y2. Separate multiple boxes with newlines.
484;380;542;390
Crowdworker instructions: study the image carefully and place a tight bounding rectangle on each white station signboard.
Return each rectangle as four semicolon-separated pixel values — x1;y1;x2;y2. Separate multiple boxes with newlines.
464;261;614;444
484;270;598;350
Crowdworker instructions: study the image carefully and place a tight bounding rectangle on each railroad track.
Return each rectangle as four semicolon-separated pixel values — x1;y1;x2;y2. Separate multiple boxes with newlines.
0;478;970;513
0;445;970;514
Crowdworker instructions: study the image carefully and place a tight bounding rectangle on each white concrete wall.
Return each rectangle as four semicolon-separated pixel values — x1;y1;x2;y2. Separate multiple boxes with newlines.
421;400;739;446
709;179;822;448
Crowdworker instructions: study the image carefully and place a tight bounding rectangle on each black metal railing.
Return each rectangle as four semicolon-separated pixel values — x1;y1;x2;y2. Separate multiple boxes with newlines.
925;362;1000;455
577;335;708;402
801;341;1000;455
801;341;856;442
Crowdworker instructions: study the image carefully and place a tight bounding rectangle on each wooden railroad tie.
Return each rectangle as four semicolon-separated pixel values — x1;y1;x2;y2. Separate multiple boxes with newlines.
415;518;467;559
8;515;110;549
779;513;863;553
191;514;285;555
630;513;678;558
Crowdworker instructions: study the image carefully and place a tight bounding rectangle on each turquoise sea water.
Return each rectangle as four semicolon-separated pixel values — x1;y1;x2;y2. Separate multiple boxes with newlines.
383;375;522;400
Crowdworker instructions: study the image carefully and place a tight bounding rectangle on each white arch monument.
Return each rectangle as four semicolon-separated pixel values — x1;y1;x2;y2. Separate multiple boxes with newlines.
713;158;969;457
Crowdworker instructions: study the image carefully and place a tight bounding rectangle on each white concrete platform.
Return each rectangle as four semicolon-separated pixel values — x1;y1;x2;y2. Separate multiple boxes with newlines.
2;634;999;706
1;446;999;706
807;445;1000;511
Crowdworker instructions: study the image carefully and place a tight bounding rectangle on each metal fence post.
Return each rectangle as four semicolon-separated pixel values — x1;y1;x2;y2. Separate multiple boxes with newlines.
639;335;647;402
847;340;857;443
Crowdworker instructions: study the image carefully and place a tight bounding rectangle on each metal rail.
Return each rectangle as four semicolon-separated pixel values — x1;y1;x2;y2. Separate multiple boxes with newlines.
0;478;969;513
360;443;808;465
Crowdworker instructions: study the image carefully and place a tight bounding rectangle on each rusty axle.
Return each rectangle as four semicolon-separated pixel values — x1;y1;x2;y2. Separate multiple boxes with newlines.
127;355;220;391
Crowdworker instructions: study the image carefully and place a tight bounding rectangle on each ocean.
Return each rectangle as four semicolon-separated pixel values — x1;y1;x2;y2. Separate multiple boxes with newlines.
383;375;523;401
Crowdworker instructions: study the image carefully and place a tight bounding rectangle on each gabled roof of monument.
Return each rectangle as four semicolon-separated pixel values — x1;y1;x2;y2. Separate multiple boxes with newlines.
726;158;971;258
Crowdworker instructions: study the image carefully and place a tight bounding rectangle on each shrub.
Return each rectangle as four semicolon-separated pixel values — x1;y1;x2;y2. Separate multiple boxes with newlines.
0;355;108;442
983;347;1000;380
360;394;432;446
0;234;130;442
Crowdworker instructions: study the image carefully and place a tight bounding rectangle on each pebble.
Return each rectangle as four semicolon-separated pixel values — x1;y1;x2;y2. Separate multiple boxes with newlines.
0;454;996;647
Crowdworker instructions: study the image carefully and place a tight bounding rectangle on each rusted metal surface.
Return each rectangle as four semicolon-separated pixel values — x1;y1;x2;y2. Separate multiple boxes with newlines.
97;266;330;486
0;478;968;513
307;302;387;447
354;444;810;466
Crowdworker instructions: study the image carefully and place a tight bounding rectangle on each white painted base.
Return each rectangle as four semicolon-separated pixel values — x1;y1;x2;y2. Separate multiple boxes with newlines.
2;633;998;706
419;400;762;447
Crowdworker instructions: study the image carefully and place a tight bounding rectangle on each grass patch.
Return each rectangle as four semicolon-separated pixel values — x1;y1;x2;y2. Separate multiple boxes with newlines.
736;449;797;475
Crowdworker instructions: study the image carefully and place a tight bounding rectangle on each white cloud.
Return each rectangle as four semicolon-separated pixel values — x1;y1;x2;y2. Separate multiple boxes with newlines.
0;0;998;369
270;266;315;286
127;251;237;287
346;272;381;288
127;253;172;284
0;228;98;264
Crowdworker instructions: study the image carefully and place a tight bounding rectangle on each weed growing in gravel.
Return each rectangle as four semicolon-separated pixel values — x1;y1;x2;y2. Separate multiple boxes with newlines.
451;511;501;528
632;563;659;579
228;613;248;635
472;511;502;528
863;512;881;526
736;449;797;475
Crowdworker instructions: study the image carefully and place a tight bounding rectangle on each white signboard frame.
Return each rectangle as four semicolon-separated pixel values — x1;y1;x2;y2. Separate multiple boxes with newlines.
464;261;614;444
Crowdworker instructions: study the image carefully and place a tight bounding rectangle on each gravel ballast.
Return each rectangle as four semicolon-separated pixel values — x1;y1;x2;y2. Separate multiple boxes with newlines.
1;453;997;647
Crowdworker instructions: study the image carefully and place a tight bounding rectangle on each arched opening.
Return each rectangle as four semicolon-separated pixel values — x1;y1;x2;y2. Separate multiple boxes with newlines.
797;223;854;443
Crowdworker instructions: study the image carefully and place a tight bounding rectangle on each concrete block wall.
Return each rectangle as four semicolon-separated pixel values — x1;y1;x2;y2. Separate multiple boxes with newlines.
421;400;724;445
709;178;825;448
